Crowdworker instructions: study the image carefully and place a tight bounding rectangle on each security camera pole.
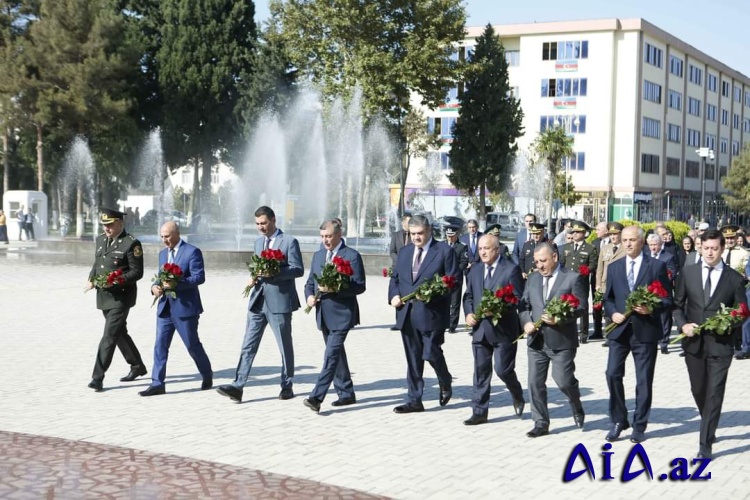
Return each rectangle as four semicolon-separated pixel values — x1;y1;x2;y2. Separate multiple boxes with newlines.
696;147;714;222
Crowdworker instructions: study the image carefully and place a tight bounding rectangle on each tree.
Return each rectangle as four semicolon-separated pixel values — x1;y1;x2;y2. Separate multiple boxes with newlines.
723;143;750;213
403;108;440;214
553;170;584;212
448;24;524;222
531;126;574;235
419;152;443;216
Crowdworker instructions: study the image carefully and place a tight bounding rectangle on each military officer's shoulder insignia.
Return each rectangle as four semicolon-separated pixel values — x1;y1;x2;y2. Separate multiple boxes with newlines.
133;245;143;257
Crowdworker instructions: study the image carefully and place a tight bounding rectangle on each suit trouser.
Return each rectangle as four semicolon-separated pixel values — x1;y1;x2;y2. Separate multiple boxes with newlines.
448;284;462;330
310;327;354;401
590;283;603;337
527;342;582;425
92;306;145;381
232;300;294;390
152;311;212;387
742;318;750;354
471;336;523;416
0;225;8;243
659;309;674;347
605;325;658;432
400;317;452;404
684;336;733;449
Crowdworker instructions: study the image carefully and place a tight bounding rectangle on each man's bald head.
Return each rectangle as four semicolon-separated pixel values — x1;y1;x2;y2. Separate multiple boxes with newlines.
160;221;180;249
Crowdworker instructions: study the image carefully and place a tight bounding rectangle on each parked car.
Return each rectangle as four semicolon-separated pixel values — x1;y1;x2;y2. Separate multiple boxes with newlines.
141;209;189;229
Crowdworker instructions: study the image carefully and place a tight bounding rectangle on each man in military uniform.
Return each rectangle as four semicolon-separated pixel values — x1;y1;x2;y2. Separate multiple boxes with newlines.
721;225;749;275
484;224;512;262
85;208;148;391
445;226;469;333
560;220;598;344
596;222;626;347
520;223;546;280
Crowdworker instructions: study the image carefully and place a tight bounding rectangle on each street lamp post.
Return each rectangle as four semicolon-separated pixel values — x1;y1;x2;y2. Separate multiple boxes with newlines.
554;114;580;218
695;147;714;222
664;190;671;220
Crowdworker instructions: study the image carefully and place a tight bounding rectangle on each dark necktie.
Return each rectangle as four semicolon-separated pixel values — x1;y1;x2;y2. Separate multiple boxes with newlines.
404;232;409;246
543;276;550;304
704;266;714;303
412;247;423;281
105;238;112;251
574;243;580;254
725;248;732;266
326;250;333;263
484;265;494;288
168;249;175;264
264;237;271;250
612;245;618;254
471;235;476;254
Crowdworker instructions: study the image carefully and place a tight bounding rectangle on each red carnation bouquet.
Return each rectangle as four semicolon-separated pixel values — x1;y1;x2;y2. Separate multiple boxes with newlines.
382;267;393;277
604;280;668;335
474;284;519;326
514;293;581;344
243;249;285;298
401;274;457;304
671;302;750;344
152;263;183;307
592;289;604;312
88;269;126;291
304;256;354;313
578;265;590;277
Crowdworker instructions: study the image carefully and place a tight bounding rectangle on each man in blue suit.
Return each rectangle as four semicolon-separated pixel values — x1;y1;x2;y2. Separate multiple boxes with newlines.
459;219;483;275
462;233;525;425
216;206;304;403
604;225;672;443
646;233;679;354
140;221;213;396
512;213;537;265
389;215;459;413
303;219;366;413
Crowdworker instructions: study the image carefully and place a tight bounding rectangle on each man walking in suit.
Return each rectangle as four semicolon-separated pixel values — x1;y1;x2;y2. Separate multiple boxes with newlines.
519;223;546;279
389;215;458;413
459;219;483;273
388;215;411;330
519;242;587;436
85;208;148;391
140;221;213;396
216;206;304;403
512;213;537;265
462;234;525;425
445;225;469;332
646;233;679;354
604;225;672;443
589;222;609;339
597;222;625;347
673;229;747;459
560;220;598;344
303;220;366;413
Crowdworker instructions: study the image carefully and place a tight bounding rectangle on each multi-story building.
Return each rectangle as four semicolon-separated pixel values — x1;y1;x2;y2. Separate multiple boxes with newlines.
408;18;750;224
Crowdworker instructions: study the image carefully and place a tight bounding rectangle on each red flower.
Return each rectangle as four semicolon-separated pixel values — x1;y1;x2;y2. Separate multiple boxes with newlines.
646;280;668;298
578;265;590;277
593;303;603;311
560;293;581;309
667;269;674;280
495;284;518;304
382;267;389;277
441;275;457;289
740;303;750;319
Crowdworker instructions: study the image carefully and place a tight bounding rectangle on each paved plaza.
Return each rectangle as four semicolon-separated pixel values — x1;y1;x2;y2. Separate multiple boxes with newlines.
1;247;749;498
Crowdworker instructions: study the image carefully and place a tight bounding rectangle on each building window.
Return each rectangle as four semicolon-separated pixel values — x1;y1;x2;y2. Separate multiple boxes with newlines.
706;103;717;122
211;171;219;185
641;153;660;174
721;109;729;125
451;45;474;62
667;123;681;143
427;117;442;134
539;115;586;134
705;164;715;180
642;117;661;139
732;140;740;156
542;40;589;60
688;65;703;86
644;43;662;67
565;152;586;171
734;86;742;102
444;87;459;105
505;50;520;66
733;113;741;129
427;151;451;171
643;80;662;103
705;134;716;150
707;74;718;92
685;160;699;178
509;86;519;98
181;170;191;185
686;128;701;147
745;90;750;107
744;118;750;133
668;90;682;110
720;166;728;179
688;97;701;116
666;157;680;176
441;117;456;139
720;137;728;154
722;81;730;97
669;56;683;77
541;78;587;97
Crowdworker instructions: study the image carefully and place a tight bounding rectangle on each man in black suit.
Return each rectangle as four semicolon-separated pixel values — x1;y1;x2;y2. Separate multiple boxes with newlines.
459;219;483;273
590;222;610;339
389;215;411;267
519;242;587;437
444;226;469;333
647;233;679;354
673;229;748;459
462;233;525;425
604;225;672;443
512;213;537;265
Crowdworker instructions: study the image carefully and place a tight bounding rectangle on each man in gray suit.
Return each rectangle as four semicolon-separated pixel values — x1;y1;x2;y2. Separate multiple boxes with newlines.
216;206;304;403
519;242;587;437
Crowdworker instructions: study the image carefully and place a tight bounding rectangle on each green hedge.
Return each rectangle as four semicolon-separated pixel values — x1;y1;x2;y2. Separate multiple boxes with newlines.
586;219;691;244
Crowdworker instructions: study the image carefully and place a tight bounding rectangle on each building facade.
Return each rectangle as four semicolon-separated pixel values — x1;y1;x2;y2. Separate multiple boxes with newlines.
408;18;750;225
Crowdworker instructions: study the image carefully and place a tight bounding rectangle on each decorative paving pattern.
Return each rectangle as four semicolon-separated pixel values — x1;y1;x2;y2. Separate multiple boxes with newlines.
0;431;388;499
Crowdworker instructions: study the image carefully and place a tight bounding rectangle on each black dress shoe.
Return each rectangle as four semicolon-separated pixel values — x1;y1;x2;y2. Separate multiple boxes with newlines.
513;399;525;417
605;422;630;442
139;385;166;397
573;412;585;429
448;328;457;333
87;380;103;392
120;366;147;382
393;402;425;414
579;334;588;344
201;377;213;390
679;351;686;357
630;430;646;443
439;384;452;407
602;341;610;347
303;397;321;413
279;388;294;400
735;351;750;360
589;334;603;340
389;326;399;331
660;345;669;355
331;396;356;407
463;414;488;426
696;446;713;459
216;385;243;403
526;424;550;438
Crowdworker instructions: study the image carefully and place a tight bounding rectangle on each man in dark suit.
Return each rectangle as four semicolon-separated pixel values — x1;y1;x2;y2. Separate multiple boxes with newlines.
140;221;213;396
560;220;598;344
389;214;459;413
589;222;609;339
512;213;537;265
685;235;703;267
85;208;148;392
519;223;546;279
303;219;366;413
389;215;411;267
519;242;587;436
445;226;469;333
647;233;679;354
459;219;483;273
673;229;747;459
604;225;672;443
462;234;525;425
216;206;304;403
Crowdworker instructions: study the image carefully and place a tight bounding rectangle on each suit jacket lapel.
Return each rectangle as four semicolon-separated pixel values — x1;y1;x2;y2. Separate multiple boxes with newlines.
635;256;651;287
547;268;565;299
414;244;438;282
705;266;727;307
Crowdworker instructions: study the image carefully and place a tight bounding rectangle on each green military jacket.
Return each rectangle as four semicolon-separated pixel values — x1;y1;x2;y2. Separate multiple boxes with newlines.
88;231;144;310
560;241;598;284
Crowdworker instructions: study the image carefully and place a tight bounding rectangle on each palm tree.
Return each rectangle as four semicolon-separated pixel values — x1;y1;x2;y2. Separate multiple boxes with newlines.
532;126;575;236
